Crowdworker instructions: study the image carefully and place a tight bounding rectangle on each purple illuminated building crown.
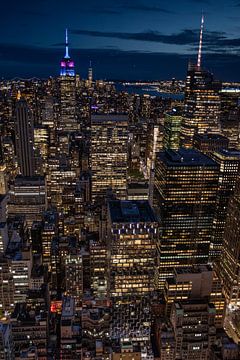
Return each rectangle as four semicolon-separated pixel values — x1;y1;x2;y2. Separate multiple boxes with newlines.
60;29;75;76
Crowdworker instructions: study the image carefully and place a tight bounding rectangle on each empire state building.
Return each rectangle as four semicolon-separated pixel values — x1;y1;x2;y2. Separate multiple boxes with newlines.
59;29;79;132
60;28;75;77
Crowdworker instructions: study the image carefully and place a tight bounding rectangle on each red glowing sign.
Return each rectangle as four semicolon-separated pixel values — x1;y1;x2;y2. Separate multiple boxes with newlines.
50;301;62;313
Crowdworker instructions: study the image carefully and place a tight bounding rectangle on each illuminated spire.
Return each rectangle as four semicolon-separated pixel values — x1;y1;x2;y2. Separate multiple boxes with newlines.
60;28;75;76
197;14;204;69
65;28;70;59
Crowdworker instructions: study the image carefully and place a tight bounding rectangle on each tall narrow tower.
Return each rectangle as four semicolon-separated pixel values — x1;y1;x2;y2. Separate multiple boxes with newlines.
181;16;221;148
197;14;204;69
88;60;93;87
60;28;75;77
15;99;35;177
59;29;78;132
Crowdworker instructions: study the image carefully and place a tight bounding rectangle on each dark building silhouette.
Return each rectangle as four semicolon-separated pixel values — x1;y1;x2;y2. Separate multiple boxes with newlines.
15;99;35;176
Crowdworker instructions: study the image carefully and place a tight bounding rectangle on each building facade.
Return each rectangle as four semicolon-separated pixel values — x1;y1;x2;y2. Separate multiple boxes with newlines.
91;115;128;200
154;149;219;289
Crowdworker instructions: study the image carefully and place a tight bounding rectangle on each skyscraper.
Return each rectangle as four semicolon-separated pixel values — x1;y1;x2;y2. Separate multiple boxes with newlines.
217;178;240;305
88;60;93;87
107;200;159;346
8;175;47;228
171;300;216;360
60;29;75;77
163;110;182;150
220;88;240;149
59;29;78;132
210;149;240;260
91;114;128;200
15;99;35;177
181;16;221;148
154;149;219;289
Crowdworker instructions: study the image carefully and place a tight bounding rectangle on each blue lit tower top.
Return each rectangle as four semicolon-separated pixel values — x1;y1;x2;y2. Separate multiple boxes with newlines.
60;29;75;76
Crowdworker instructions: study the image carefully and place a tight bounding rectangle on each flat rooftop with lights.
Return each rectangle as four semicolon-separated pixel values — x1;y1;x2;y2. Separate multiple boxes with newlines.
108;200;157;223
158;148;218;167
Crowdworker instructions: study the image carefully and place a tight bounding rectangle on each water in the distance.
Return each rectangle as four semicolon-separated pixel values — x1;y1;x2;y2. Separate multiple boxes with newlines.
115;83;184;100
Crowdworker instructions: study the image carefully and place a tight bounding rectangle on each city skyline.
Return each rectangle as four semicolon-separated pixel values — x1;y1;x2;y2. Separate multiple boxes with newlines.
1;0;240;80
1;2;240;359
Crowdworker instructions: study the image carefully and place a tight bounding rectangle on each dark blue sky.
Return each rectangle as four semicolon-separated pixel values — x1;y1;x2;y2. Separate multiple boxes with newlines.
1;0;240;80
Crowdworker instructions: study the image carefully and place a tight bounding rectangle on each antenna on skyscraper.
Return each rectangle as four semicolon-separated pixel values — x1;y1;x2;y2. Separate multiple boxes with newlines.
65;28;69;59
197;14;204;69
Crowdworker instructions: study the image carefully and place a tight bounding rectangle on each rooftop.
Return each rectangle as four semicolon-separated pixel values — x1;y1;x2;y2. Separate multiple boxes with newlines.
91;114;128;123
213;148;240;159
14;175;45;185
108;200;157;223
175;265;212;275
158;148;218;167
194;133;229;141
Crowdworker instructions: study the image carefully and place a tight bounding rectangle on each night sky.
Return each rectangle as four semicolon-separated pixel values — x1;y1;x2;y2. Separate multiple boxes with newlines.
1;0;240;80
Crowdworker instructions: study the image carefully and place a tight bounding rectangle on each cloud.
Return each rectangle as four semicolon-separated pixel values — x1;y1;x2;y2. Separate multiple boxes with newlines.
0;42;240;81
72;2;173;15
70;28;240;52
123;4;175;14
71;28;226;46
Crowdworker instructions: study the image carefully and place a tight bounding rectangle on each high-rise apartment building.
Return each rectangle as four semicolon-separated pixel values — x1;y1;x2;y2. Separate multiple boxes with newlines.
220;88;240;149
163;110;182;150
91;114;128;200
42;212;58;269
154;149;219;289
0;258;15;313
8;175;47;227
171;300;216;360
15;99;35;176
107;200;159;342
65;252;83;310
11;300;48;359
217;179;240;305
210;149;240;259
90;239;108;298
164;265;225;329
60;296;81;359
